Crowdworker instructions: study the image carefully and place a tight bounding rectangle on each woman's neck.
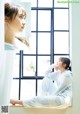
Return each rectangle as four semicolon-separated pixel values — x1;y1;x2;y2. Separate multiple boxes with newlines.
59;68;67;73
5;30;16;45
5;36;15;45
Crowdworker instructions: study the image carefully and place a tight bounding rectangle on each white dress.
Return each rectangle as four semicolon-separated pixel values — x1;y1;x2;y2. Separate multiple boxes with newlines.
23;65;73;107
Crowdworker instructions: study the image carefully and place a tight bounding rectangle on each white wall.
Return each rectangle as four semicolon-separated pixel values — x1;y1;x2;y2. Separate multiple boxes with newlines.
71;3;80;114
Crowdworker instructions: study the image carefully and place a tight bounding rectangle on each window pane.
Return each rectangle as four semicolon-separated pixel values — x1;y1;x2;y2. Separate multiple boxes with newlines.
38;11;51;31
54;0;68;8
30;33;36;54
13;54;19;78
54;32;69;54
23;56;36;76
38;56;50;76
24;33;36;54
20;0;37;7
21;80;35;99
31;10;36;31
38;0;53;7
38;33;50;54
37;80;43;96
54;9;68;30
30;0;37;7
10;80;19;99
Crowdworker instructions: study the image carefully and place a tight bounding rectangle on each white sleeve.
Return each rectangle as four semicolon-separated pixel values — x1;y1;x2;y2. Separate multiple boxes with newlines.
44;64;58;78
55;72;73;95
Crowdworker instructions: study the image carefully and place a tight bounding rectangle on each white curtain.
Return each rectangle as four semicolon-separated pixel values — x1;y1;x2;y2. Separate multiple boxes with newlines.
0;51;15;105
0;0;15;105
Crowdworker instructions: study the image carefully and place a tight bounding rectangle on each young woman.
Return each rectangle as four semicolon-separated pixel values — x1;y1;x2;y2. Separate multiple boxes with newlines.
10;57;72;107
5;2;29;50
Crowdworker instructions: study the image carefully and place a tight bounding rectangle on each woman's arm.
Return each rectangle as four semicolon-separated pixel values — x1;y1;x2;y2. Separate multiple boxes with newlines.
44;64;58;77
55;71;73;95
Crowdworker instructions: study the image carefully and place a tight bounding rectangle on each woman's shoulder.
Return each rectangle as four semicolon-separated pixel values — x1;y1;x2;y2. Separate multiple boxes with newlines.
64;70;73;77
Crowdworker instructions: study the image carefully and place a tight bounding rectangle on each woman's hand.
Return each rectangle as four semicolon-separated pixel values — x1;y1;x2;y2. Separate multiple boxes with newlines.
54;64;59;70
50;63;59;71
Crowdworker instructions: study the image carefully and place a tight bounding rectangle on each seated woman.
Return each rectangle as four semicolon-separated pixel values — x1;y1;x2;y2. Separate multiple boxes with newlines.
10;57;73;107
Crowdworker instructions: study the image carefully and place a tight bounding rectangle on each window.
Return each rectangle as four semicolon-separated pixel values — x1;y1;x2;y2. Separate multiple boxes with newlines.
10;0;70;100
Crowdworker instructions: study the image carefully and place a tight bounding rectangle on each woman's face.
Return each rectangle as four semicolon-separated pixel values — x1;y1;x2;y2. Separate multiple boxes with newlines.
56;60;66;70
7;9;26;33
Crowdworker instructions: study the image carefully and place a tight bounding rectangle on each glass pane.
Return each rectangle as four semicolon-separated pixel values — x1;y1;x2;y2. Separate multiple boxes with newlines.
10;80;19;99
38;0;53;7
38;56;50;76
37;80;43;96
38;11;51;31
54;0;68;8
24;33;36;54
30;0;37;7
54;9;68;30
38;33;50;54
29;33;36;54
23;56;36;76
21;80;35;99
54;32;69;54
31;10;36;31
20;0;37;7
13;54;19;78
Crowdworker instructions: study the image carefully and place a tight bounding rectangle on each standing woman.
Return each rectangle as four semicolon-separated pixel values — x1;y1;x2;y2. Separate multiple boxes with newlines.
5;2;29;50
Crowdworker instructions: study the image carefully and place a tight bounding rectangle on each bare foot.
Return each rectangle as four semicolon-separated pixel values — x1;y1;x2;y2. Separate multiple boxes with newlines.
10;99;16;105
10;99;23;105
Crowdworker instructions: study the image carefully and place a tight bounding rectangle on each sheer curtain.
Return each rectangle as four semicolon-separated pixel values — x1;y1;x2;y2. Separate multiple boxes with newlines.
0;0;15;105
0;51;15;105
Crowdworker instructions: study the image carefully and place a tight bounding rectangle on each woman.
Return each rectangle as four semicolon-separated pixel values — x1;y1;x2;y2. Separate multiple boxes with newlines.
5;2;29;50
10;57;73;107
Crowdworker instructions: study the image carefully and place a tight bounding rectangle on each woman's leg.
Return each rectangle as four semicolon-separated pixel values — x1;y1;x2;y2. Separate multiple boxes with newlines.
10;96;65;107
41;77;57;96
23;96;65;107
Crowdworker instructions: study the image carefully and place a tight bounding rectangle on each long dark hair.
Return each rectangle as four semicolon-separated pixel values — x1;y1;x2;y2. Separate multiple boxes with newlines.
59;57;71;71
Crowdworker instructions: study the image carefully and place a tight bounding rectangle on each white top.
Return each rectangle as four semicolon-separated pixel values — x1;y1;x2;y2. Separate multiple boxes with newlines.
5;43;17;50
23;65;73;107
41;65;73;105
